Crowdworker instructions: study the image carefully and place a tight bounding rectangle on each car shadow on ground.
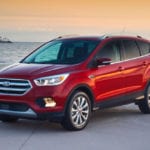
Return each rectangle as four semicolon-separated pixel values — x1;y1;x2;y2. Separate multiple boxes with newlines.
0;104;142;133
91;105;141;122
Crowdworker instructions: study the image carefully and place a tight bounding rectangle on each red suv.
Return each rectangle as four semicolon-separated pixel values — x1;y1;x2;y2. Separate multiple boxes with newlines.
0;35;150;130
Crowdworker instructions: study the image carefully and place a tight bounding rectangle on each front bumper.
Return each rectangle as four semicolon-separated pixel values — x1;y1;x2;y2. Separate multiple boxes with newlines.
0;77;69;122
0;108;37;118
0;101;64;122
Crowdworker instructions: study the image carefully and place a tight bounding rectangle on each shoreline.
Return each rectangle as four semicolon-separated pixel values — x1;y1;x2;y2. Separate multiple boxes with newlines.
0;41;12;43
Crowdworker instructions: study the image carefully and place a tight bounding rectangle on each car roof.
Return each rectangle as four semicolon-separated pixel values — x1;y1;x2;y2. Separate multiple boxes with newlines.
51;35;149;43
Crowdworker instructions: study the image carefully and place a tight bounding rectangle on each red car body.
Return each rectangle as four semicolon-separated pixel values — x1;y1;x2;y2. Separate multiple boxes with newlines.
0;35;150;130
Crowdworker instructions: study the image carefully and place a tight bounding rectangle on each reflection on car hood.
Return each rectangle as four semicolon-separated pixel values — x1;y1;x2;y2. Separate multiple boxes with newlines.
0;63;74;78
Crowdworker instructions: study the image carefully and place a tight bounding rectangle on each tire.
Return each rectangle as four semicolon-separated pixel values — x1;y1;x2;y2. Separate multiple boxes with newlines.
61;91;91;131
0;115;18;123
138;84;150;114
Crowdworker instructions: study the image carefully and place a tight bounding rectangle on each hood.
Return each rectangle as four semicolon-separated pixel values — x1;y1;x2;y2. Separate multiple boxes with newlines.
0;63;76;78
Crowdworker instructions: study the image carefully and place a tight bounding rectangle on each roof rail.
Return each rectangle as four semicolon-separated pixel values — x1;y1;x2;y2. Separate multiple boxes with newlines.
101;34;112;39
50;34;80;41
137;35;142;38
58;34;80;39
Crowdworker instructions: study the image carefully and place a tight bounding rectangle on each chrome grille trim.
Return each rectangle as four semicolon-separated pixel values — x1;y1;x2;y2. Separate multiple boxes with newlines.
0;78;32;96
0;87;29;92
0;82;29;86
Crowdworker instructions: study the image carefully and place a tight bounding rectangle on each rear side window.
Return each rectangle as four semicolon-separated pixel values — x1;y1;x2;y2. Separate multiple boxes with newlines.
97;41;121;63
137;41;150;55
122;40;140;59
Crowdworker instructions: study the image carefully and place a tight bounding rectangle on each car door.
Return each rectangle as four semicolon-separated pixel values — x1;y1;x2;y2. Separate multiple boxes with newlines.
92;40;125;102
121;39;146;94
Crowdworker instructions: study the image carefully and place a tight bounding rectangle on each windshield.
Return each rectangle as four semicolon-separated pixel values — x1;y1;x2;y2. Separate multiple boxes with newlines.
22;39;99;65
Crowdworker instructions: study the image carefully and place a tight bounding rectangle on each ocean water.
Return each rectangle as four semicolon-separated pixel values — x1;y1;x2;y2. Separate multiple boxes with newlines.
0;42;43;69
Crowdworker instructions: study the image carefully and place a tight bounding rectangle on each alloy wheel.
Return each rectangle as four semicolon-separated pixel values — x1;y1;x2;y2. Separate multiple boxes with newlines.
70;95;90;128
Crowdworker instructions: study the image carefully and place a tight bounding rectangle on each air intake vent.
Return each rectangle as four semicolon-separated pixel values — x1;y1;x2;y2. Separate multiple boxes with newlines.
0;78;32;95
0;102;29;111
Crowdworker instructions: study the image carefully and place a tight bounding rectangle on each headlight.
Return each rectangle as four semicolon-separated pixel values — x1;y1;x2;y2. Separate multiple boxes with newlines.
34;73;69;86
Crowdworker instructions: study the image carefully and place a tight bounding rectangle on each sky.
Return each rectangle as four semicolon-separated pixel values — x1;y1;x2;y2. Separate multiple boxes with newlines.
0;0;150;42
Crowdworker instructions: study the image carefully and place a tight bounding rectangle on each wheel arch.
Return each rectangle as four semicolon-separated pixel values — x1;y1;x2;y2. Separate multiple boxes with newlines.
144;80;150;94
143;68;150;86
64;84;95;113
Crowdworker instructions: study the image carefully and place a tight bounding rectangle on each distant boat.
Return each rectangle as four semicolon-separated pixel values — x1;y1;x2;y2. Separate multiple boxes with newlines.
0;36;12;43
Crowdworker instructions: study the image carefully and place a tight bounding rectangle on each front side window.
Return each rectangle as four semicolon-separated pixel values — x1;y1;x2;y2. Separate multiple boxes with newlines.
122;40;140;59
137;41;150;55
97;41;121;63
22;39;99;65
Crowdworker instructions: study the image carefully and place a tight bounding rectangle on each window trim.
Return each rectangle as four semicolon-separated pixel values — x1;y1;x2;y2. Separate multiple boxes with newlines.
111;52;150;65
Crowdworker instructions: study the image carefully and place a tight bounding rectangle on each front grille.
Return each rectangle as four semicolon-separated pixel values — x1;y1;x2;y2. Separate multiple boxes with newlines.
0;102;29;112
0;78;32;95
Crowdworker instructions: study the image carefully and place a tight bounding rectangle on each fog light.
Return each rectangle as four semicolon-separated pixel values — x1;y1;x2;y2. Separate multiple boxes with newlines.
43;98;56;107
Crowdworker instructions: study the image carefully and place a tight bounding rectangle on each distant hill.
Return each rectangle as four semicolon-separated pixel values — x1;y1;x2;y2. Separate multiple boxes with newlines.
0;36;12;43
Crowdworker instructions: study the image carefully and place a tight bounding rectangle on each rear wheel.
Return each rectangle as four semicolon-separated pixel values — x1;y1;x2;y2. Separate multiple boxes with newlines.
61;91;91;131
0;115;18;122
138;84;150;114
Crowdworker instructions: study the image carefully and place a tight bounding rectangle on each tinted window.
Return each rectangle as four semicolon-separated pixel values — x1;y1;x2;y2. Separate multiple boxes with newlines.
137;41;150;55
97;41;121;63
123;40;140;59
22;40;99;64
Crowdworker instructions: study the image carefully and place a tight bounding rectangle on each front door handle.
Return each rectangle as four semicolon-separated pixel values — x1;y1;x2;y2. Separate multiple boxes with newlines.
143;61;147;66
118;66;124;71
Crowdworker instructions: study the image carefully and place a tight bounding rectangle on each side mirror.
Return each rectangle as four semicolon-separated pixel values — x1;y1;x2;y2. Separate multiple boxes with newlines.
96;58;112;66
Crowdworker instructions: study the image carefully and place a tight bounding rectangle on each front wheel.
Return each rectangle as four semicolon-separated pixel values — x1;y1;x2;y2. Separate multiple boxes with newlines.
61;91;91;131
138;84;150;114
